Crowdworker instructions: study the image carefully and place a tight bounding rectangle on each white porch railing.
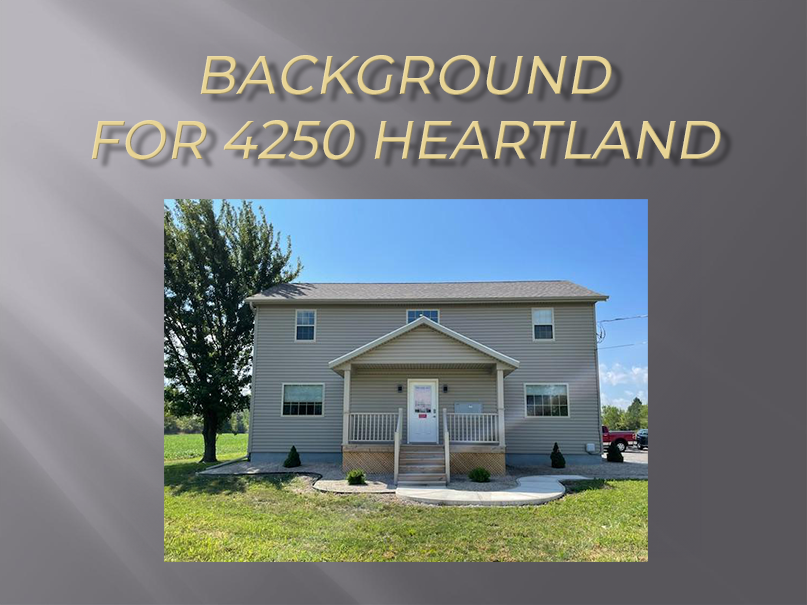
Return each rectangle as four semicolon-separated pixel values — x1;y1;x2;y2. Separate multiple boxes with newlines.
443;409;451;484
393;408;403;484
349;412;397;442
446;412;499;443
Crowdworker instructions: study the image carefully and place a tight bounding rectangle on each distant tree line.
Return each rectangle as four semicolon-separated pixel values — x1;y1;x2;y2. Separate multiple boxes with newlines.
601;397;648;430
164;408;249;435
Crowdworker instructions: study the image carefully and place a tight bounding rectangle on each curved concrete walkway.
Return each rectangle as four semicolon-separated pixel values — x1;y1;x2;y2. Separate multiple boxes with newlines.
396;475;591;506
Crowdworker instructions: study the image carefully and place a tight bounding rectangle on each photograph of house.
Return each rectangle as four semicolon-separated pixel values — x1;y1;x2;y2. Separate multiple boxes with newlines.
163;198;648;562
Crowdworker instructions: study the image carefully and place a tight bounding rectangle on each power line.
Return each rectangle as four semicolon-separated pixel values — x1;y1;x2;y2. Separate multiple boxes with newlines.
598;341;648;350
597;313;648;343
599;314;648;323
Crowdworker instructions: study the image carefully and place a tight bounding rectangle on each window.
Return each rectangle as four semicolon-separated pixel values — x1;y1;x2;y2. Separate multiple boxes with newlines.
295;309;316;341
282;384;324;416
525;384;569;417
532;308;554;340
407;309;439;323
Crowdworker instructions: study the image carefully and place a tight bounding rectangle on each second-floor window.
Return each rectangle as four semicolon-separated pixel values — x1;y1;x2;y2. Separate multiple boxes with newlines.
407;309;439;323
295;309;316;341
532;308;554;340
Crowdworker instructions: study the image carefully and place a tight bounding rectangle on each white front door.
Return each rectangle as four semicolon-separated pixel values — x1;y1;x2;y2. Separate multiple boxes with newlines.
407;379;439;443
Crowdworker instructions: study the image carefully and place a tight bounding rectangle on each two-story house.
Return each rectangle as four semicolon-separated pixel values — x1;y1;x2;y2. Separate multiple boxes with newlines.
245;281;608;485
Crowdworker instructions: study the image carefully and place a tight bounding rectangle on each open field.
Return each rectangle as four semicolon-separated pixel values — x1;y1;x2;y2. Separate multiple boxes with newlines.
164;433;248;461
164;444;648;562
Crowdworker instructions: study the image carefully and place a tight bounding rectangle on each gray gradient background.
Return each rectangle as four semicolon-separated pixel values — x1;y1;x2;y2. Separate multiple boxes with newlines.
1;1;805;604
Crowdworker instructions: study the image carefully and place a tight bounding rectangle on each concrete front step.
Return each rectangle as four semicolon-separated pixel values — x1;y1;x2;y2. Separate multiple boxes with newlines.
400;449;445;456
397;480;447;487
397;472;447;482
398;464;446;473
399;454;445;462
400;462;445;469
398;462;446;473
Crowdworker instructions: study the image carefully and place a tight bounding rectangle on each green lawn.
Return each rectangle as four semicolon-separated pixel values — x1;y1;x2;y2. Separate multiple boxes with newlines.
164;452;648;562
164;433;248;461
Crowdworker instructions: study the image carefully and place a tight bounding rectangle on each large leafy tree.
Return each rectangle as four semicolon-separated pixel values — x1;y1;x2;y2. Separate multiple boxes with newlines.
602;405;625;430
164;200;302;462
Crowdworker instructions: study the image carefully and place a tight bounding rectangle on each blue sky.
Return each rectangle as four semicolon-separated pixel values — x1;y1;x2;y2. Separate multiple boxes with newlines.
214;198;647;409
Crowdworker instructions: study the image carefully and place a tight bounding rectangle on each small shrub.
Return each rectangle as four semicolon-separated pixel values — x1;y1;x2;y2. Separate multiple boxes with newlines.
606;442;624;463
468;467;490;482
283;445;301;468
346;469;366;485
550;442;566;468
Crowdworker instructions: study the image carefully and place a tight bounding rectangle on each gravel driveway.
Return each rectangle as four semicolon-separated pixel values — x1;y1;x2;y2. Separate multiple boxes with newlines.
511;449;648;480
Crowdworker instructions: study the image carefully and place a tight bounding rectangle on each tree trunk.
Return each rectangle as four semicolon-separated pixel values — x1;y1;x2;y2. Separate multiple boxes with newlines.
201;410;218;463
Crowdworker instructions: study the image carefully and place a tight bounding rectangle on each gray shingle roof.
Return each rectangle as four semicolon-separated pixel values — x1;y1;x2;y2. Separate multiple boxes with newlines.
247;281;607;303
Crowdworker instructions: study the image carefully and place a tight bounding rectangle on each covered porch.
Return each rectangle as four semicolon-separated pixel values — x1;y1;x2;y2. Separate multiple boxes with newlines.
328;317;519;480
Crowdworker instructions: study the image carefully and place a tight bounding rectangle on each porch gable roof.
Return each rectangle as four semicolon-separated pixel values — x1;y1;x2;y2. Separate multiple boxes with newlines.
328;316;520;373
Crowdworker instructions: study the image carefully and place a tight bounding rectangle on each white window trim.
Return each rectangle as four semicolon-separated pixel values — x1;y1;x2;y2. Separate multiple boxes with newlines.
531;307;555;342
294;309;317;343
406;309;440;324
280;382;325;417
523;382;570;419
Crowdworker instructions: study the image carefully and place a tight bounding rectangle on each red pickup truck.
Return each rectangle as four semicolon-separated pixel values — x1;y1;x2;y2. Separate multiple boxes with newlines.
602;426;635;452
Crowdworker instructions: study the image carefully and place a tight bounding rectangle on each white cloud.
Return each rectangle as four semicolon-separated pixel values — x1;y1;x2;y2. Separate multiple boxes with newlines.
600;364;649;409
599;363;648;387
602;389;648;410
601;392;631;408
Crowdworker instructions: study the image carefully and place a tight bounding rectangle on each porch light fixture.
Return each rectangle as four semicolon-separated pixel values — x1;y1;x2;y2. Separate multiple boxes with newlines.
397;384;403;392
442;384;448;393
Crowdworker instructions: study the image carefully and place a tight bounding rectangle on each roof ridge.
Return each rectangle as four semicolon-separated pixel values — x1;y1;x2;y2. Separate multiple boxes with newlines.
246;280;609;302
280;280;569;285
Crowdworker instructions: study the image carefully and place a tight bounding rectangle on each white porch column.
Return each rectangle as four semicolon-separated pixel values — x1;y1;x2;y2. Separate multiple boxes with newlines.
342;367;351;446
496;367;506;447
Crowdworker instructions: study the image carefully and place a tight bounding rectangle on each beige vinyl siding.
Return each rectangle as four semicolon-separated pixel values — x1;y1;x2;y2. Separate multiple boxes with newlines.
250;303;601;455
440;304;602;456
349;368;497;443
352;324;496;366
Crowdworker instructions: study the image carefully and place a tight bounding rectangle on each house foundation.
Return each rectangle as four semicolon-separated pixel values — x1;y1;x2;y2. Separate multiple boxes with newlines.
342;444;394;473
449;445;506;476
342;444;507;476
